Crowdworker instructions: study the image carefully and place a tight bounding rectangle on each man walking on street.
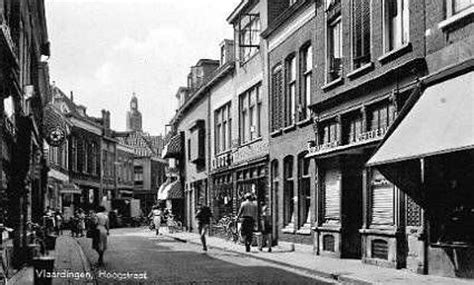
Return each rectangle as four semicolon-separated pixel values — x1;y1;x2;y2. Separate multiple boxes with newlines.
196;205;212;251
237;193;258;252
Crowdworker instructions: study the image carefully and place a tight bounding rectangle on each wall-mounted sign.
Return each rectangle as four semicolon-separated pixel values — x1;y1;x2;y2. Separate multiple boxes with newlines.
46;126;66;147
43;103;70;146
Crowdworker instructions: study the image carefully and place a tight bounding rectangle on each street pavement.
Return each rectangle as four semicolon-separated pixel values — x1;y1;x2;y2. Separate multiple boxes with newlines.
9;227;474;284
76;228;334;284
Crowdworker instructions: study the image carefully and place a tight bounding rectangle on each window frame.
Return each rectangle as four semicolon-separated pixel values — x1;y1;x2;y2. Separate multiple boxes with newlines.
239;84;262;145
300;43;313;121
327;15;343;83
448;0;474;16
286;55;297;126
271;64;284;132
238;13;261;63
351;0;372;70
382;0;410;53
214;102;232;154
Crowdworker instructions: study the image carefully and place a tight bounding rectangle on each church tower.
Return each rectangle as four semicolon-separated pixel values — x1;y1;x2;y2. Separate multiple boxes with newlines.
126;93;143;132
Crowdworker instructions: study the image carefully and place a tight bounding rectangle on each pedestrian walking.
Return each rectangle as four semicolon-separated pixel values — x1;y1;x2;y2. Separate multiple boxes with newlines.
92;206;110;266
148;205;163;235
55;209;63;235
259;201;272;252
77;209;86;237
237;193;258;252
195;205;212;251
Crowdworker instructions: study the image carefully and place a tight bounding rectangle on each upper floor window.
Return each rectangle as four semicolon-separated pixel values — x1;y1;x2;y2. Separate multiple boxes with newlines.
239;84;262;144
369;103;395;132
320;120;339;145
215;103;232;154
352;0;371;69
300;44;312;121
383;0;409;52
286;55;297;126
450;0;474;15
344;113;363;144
327;16;342;82
189;121;206;165
239;14;261;62
71;138;77;172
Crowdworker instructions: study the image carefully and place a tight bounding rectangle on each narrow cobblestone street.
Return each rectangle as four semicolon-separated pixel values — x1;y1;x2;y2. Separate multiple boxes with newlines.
74;228;333;284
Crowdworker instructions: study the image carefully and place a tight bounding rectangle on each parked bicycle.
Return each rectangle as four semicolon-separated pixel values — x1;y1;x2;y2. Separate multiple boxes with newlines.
216;216;239;243
27;221;47;256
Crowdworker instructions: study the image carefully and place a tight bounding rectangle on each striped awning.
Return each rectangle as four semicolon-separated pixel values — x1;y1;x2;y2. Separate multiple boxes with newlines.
162;134;182;159
157;179;183;200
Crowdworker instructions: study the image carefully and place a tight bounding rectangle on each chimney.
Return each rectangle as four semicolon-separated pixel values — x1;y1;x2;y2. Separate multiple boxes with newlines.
70;91;74;102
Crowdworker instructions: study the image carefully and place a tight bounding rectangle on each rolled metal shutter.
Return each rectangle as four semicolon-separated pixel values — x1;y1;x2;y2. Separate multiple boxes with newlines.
371;170;394;225
324;169;341;221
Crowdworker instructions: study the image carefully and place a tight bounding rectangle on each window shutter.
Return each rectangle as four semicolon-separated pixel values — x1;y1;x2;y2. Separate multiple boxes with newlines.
272;69;283;131
362;0;371;58
371;170;394;226
353;0;362;59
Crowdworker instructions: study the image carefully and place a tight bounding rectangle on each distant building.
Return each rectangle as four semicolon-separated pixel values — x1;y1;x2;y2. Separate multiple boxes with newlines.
115;96;167;213
126;94;143;132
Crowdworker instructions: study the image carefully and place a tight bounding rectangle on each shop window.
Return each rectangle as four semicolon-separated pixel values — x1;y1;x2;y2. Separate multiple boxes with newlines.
271;160;279;213
323;169;341;223
383;0;409;52
352;0;371;69
406;195;422;227
285;55;297;126
371;170;395;226
300;44;312;121
371;239;389;260
283;156;294;226
271;64;284;132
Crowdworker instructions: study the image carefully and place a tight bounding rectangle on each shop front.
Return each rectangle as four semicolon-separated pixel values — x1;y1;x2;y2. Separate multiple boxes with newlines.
210;171;234;221
157;178;184;221
59;183;81;222
367;71;474;278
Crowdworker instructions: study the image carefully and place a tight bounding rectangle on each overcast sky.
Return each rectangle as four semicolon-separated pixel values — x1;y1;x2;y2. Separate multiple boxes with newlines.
46;0;241;135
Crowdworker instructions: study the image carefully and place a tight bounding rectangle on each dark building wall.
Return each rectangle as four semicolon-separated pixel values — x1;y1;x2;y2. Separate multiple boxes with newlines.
424;0;474;73
151;159;167;190
69;126;101;184
313;0;427;108
267;7;316;245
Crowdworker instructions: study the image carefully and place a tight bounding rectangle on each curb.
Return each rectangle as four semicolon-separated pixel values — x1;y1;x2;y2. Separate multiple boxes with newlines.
72;238;98;285
164;234;371;284
7;266;32;285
